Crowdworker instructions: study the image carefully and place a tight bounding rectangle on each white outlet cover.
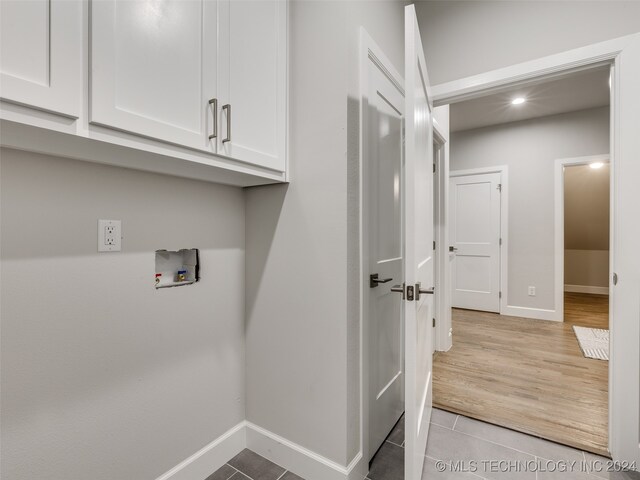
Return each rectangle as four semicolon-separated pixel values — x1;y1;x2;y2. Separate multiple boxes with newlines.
98;219;122;252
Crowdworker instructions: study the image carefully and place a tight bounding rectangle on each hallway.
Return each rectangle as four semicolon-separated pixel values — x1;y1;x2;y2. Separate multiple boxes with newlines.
433;294;609;456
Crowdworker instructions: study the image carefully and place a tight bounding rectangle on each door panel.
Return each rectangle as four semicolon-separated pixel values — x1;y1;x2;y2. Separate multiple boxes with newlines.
376;94;403;262
404;6;434;480
365;47;405;460
0;0;81;117
450;173;501;312
456;183;493;241
218;0;287;172
90;0;217;151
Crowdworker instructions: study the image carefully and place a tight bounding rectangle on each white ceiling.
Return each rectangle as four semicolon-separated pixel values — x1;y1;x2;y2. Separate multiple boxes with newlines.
449;67;610;133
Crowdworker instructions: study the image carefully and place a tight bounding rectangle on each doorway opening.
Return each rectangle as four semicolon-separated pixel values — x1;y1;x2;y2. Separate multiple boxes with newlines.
433;66;612;456
559;156;610;332
360;24;640;479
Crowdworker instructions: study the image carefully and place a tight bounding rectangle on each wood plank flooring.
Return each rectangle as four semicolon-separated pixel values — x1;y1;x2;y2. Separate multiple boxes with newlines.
433;293;609;457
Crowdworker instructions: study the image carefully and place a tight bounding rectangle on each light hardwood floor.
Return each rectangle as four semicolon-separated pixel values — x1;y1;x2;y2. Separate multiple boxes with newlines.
433;293;609;457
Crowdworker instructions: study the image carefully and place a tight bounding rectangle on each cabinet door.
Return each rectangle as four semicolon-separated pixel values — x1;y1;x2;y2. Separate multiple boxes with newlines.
0;0;81;117
90;0;217;152
218;0;287;172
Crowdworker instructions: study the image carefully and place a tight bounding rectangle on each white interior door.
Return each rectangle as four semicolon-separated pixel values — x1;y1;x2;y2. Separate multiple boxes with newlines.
364;38;405;459
449;172;501;312
404;6;434;480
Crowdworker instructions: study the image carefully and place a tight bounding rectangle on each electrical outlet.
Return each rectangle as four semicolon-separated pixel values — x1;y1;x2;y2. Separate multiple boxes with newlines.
105;225;116;245
528;286;536;296
98;220;121;252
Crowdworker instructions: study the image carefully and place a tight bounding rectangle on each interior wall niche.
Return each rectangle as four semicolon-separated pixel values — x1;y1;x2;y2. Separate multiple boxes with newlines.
155;249;200;289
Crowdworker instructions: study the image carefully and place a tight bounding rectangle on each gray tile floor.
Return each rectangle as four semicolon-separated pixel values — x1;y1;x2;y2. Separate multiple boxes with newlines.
205;411;640;480
205;448;304;480
367;409;640;480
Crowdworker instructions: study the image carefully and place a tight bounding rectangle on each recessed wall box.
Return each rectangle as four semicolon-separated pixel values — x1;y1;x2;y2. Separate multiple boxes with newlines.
155;249;199;289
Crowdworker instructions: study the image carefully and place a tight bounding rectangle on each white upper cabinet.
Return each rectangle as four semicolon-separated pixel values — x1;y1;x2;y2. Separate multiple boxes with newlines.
218;0;287;172
90;0;218;152
1;0;288;184
0;0;82;117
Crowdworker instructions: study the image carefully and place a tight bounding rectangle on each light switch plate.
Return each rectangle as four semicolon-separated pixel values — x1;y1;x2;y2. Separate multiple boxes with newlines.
98;219;121;252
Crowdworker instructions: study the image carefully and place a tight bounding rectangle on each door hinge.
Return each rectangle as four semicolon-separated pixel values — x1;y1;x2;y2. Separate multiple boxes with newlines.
406;285;415;301
497;183;502;192
499;238;502;246
433;318;436;328
433;163;436;173
433;240;436;250
499;291;502;299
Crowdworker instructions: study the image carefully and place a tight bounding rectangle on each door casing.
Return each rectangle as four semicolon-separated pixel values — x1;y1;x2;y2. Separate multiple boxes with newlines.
433;116;452;352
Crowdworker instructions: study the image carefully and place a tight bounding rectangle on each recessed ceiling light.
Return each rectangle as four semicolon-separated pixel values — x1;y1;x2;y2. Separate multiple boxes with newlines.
590;162;604;169
511;97;526;105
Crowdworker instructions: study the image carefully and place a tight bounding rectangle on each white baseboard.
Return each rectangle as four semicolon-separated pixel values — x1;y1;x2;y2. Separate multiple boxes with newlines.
246;421;363;480
501;305;562;322
154;420;361;480
155;421;246;480
565;284;609;295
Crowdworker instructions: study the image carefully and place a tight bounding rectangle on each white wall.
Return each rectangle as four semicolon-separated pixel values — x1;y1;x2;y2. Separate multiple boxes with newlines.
0;148;246;480
416;0;640;85
245;1;349;466
245;0;406;468
450;107;609;311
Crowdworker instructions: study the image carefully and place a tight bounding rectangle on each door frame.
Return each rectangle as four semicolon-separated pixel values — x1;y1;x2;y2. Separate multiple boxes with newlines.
433;114;452;352
449;165;509;316
554;154;611;322
432;33;640;462
359;27;405;468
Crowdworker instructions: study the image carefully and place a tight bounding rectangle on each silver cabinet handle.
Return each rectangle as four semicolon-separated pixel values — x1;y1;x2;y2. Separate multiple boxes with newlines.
222;103;231;143
449;246;458;252
370;273;392;288
208;98;218;140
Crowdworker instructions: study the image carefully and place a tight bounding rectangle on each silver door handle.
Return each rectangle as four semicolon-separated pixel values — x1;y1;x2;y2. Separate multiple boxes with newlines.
370;273;392;288
416;282;434;301
208;98;218;140
390;284;405;300
449;246;458;252
222;104;231;143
